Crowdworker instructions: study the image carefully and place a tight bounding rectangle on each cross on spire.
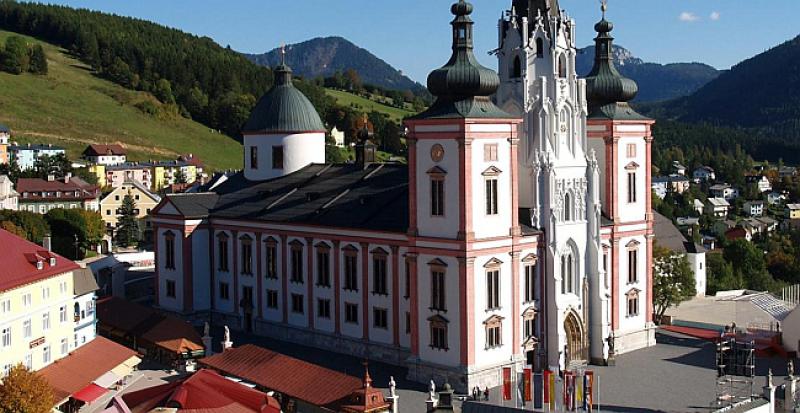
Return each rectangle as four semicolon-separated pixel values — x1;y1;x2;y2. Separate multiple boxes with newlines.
280;42;286;65
600;0;608;18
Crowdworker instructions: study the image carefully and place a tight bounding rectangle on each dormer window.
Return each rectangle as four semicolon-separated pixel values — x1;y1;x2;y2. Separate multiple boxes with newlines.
36;261;43;270
49;257;56;266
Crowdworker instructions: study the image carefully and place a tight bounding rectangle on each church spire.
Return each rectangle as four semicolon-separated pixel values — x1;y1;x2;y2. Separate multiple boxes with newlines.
412;0;512;120
584;2;645;120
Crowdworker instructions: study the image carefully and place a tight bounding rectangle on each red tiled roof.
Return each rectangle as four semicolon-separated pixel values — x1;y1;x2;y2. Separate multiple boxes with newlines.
199;344;363;408
83;144;127;156
16;177;99;201
120;369;280;413
0;229;79;293
97;297;204;354
40;336;140;402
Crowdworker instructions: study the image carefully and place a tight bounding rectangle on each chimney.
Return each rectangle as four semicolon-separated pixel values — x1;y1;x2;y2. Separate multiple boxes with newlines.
64;173;72;183
43;233;52;251
47;174;55;182
355;119;376;169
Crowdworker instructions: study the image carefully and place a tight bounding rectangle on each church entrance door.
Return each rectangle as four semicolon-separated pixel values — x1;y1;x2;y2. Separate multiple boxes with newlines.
564;312;585;367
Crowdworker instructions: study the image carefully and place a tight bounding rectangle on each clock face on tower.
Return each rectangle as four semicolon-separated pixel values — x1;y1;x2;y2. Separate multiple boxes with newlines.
431;144;445;162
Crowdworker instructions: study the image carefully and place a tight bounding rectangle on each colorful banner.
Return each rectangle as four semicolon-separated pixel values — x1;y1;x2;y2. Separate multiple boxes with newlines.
576;371;583;408
585;371;594;412
502;367;512;401
543;370;551;405
523;368;532;402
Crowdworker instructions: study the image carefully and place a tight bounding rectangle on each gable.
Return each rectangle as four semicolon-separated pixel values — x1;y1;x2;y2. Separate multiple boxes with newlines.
151;199;181;216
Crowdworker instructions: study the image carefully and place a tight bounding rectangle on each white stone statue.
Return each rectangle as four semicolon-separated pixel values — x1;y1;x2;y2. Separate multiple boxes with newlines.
203;322;210;337
224;325;231;343
789;359;795;378
389;376;396;397
429;380;436;396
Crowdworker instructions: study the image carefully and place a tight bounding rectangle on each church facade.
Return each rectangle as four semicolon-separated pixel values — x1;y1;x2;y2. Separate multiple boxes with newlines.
150;0;655;390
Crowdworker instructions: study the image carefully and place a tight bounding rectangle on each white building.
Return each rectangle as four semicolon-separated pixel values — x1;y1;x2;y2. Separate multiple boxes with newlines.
744;201;765;217
82;144;127;166
705;198;730;218
746;175;772;193
768;191;786;205
710;183;739;201
693;199;705;215
8;143;66;171
72;268;98;348
693;166;715;183
150;0;655;389
0;175;18;210
653;213;707;297
672;161;687;176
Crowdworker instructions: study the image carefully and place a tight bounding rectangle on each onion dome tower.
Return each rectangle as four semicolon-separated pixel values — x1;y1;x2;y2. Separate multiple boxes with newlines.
241;47;326;181
411;0;514;120
584;5;645;120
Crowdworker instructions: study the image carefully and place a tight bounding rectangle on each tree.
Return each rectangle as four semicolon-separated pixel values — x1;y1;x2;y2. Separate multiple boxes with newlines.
652;243;696;322
32;153;71;179
115;194;140;247
707;252;741;295
1;36;30;74
0;210;50;244
0;221;27;239
174;168;188;184
45;208;105;259
0;364;55;413
724;239;776;291
28;44;47;75
154;78;176;104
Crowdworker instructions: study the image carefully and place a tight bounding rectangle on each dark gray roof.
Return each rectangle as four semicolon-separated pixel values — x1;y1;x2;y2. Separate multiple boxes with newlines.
242;64;325;134
165;193;220;219
0;124;9;133
208;163;409;233
73;268;99;296
653;212;706;254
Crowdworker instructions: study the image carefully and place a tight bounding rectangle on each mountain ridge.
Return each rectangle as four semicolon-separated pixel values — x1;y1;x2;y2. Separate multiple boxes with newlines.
244;36;424;92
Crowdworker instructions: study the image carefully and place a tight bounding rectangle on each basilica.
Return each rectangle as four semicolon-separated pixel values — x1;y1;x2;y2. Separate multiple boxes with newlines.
150;0;655;390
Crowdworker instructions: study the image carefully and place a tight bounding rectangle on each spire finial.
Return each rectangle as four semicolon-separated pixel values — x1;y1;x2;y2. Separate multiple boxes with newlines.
280;42;286;65
362;360;373;389
600;0;608;18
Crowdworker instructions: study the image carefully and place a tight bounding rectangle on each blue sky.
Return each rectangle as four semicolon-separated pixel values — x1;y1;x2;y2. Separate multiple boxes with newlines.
41;0;800;82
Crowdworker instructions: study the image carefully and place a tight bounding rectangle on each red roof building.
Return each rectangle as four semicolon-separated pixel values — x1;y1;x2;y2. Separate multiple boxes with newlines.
0;228;79;293
83;144;128;157
102;369;281;413
40;336;141;403
198;344;390;412
16;175;100;204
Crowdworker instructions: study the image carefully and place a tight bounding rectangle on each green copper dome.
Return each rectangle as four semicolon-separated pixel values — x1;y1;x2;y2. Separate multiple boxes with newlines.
242;63;325;134
412;0;513;120
585;14;647;120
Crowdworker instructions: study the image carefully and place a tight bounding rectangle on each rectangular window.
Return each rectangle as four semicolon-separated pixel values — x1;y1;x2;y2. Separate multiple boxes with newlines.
431;270;446;311
23;319;31;339
524;265;536;303
265;244;278;279
372;256;388;295
485;178;499;215
241;240;253;275
61;338;68;355
524;317;536;339
1;299;10;314
628;249;638;283
627;172;637;203
42;312;50;331
250;146;258;170
266;289;279;309
43;345;51;364
316;251;331;287
166;280;176;298
431;178;445;216
373;307;388;329
42;287;49;300
1;327;10;348
272;146;284;169
24;354;32;370
486;270;501;310
219;282;230;300
60;306;67;323
405;312;411;334
291;247;304;283
60;281;67;295
404;264;410;299
344;255;358;291
627;295;639;317
218;236;229;271
430;323;447;350
487;324;502;348
626;143;636;158
345;302;359;324
484;144;499;162
242;286;254;309
317;299;331;319
23;293;31;308
291;294;304;314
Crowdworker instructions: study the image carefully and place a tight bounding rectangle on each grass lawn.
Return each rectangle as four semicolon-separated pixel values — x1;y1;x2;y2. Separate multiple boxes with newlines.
325;89;415;123
0;30;242;171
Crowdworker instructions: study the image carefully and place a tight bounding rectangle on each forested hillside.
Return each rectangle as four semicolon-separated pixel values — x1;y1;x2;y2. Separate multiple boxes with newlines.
0;1;406;159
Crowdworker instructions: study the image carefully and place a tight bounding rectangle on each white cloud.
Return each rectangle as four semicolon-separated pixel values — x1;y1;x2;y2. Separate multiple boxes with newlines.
710;11;721;21
679;12;699;22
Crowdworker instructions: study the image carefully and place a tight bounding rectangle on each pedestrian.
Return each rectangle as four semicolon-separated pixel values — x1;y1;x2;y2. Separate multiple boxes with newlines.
472;386;477;400
484;386;490;401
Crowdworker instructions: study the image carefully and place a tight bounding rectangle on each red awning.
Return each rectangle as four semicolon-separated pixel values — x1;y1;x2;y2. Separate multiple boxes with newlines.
72;383;108;403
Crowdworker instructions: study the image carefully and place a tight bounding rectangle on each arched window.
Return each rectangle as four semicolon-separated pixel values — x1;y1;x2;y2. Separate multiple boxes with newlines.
558;54;567;78
512;56;522;79
564;193;572;221
536;38;544;58
560;244;578;295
